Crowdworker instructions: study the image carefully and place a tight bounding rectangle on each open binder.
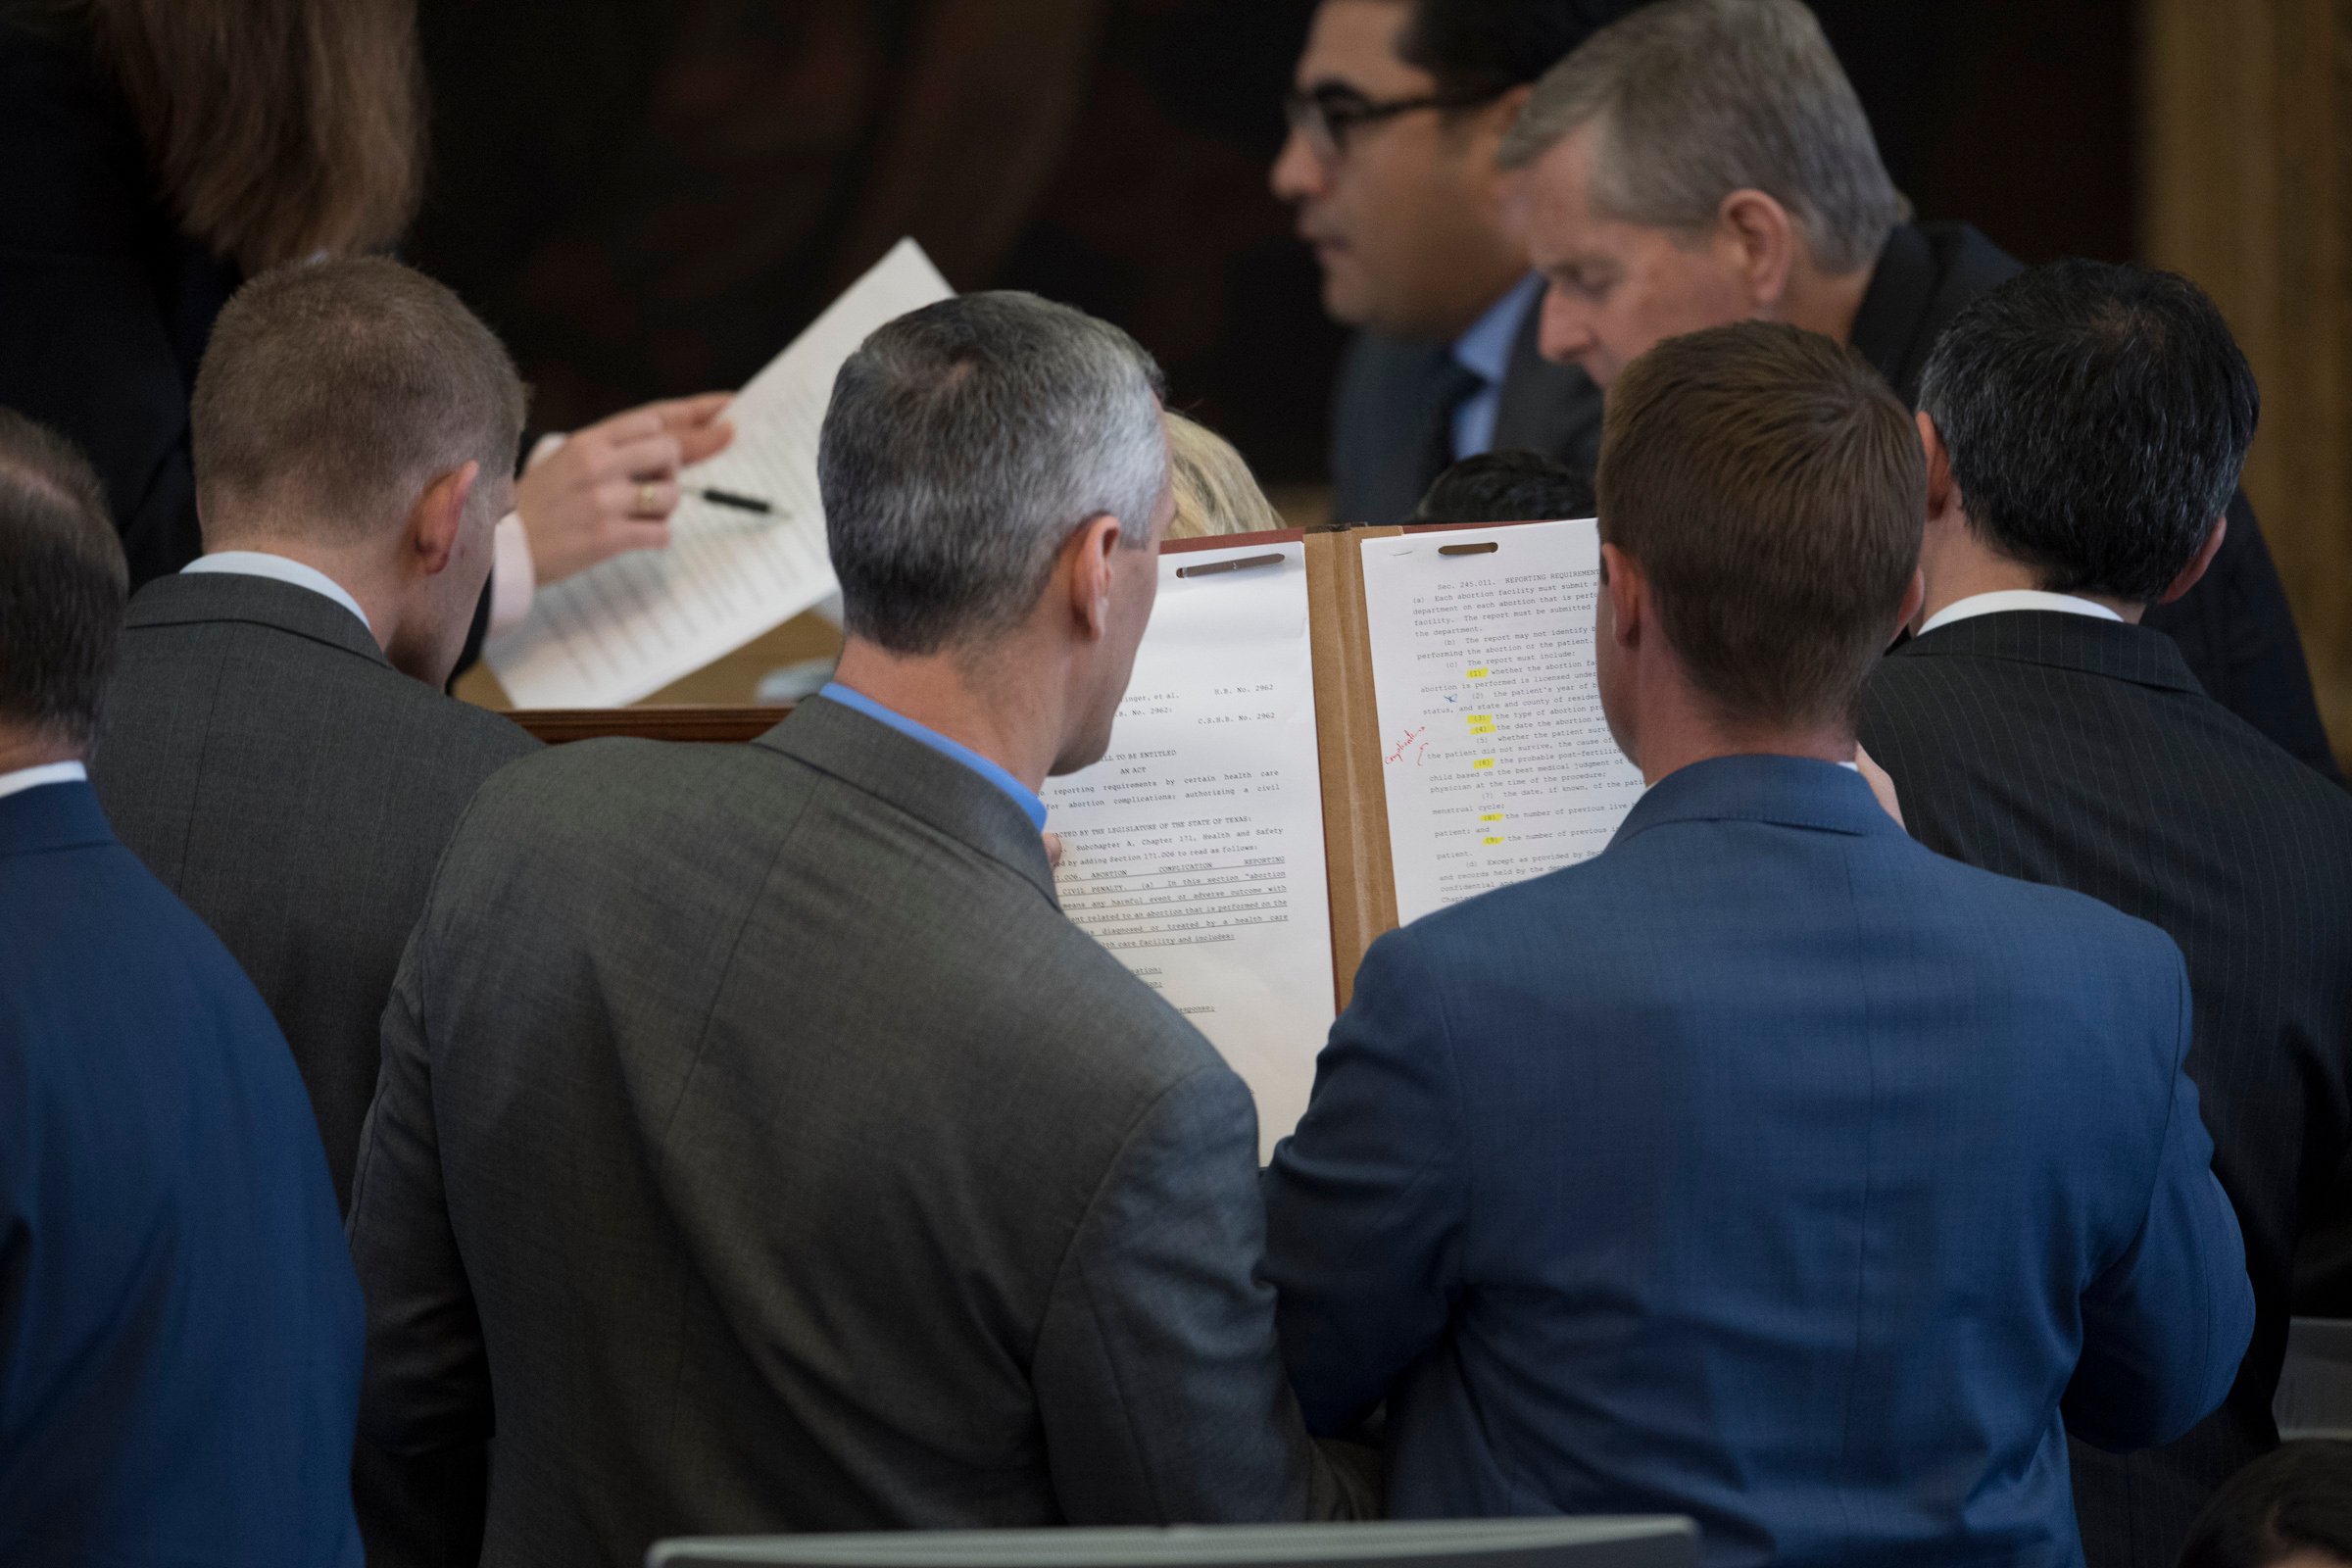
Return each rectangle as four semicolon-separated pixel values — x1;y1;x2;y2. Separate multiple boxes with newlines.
1044;518;1646;1155
504;516;1647;1157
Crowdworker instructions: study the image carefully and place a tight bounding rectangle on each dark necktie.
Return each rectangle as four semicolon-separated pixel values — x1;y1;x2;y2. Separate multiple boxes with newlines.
1419;358;1492;499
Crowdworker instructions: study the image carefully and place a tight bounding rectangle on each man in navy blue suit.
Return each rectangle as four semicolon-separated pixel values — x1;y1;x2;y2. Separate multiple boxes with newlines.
0;409;364;1566
1262;322;2256;1567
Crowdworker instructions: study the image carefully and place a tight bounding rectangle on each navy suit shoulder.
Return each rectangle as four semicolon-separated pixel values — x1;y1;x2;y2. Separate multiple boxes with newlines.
0;783;363;1566
1266;758;2249;1568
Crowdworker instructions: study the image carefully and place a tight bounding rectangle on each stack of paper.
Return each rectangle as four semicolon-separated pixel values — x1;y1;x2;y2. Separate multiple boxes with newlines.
485;239;954;710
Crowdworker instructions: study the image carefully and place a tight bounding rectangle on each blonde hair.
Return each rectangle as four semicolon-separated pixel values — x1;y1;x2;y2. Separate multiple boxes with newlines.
1165;412;1281;540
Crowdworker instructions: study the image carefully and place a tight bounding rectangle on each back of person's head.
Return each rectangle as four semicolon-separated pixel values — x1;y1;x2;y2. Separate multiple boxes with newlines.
1165;413;1281;541
0;412;128;753
2178;1441;2352;1568
1598;320;1923;728
192;256;526;551
1411;448;1596;522
1497;0;1905;276
820;292;1167;656
1918;260;2258;607
1396;0;1654;100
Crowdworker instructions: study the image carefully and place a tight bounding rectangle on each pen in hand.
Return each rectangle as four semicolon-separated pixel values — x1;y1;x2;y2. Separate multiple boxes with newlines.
698;487;777;516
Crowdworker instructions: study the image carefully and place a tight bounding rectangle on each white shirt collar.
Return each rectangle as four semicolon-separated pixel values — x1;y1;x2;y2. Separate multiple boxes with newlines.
1916;589;2124;639
0;760;87;804
183;551;372;634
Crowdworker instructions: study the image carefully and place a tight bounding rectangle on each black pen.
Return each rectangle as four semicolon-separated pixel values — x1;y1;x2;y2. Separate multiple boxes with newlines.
698;487;776;515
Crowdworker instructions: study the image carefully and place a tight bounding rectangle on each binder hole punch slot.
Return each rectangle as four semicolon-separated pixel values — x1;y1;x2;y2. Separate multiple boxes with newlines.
1437;542;1500;558
1176;553;1286;580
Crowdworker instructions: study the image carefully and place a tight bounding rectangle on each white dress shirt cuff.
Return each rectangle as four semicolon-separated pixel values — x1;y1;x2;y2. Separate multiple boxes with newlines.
489;514;537;638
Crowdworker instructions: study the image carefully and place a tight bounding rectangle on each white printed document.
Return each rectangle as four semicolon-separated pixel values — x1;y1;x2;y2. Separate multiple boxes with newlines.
1359;519;1647;924
485;239;954;709
1044;541;1334;1158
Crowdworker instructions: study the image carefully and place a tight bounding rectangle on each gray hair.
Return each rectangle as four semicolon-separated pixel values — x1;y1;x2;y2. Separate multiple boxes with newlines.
1497;0;1908;275
820;292;1168;656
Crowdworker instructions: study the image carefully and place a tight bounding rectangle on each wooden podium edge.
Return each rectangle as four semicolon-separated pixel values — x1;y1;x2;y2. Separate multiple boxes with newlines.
513;707;786;746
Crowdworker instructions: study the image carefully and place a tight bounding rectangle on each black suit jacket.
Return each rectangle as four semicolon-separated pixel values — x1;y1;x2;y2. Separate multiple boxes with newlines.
1852;221;2338;778
1328;220;2337;774
0;6;500;677
1329;281;1604;526
0;4;233;587
1858;611;2352;1568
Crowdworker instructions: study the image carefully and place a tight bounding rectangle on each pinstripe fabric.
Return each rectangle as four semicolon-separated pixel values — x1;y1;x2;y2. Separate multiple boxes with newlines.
1849;223;2339;780
1859;611;2352;1568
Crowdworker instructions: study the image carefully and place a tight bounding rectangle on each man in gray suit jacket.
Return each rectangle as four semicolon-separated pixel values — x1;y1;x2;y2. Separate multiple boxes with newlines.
90;257;540;1210
89;259;539;1568
347;291;1375;1567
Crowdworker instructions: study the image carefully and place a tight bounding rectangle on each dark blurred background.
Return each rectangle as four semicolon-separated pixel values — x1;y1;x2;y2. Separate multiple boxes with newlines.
410;0;2135;488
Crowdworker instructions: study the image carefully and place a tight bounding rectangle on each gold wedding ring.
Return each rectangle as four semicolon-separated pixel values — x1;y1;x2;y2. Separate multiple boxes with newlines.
635;481;663;516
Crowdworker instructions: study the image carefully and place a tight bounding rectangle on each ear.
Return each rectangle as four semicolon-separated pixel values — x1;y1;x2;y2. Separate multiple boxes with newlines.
1718;189;1798;313
408;461;480;578
1063;512;1126;642
1916;411;1961;527
2156;513;2230;606
1599;541;1643;650
1473;84;1534;161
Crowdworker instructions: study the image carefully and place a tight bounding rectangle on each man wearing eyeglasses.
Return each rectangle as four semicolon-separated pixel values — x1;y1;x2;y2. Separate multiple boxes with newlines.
1272;1;1642;526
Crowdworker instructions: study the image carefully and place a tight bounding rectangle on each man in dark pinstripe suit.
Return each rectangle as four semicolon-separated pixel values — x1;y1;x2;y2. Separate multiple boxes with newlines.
1858;260;2352;1568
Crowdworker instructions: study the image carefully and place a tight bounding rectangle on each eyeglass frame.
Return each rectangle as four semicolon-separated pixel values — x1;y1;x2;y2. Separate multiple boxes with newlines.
1282;82;1505;164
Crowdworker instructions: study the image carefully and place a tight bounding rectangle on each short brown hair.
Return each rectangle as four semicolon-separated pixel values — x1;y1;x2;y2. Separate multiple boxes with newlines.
0;411;127;748
1597;321;1922;729
193;257;526;548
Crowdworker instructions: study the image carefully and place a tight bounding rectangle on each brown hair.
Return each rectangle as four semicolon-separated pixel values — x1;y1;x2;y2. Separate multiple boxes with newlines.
1165;413;1282;541
69;0;425;273
1596;320;1922;729
193;257;526;547
0;411;127;748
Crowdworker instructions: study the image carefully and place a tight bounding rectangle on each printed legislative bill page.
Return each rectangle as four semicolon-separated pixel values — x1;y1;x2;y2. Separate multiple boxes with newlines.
1360;519;1648;925
484;239;953;709
1042;541;1334;1159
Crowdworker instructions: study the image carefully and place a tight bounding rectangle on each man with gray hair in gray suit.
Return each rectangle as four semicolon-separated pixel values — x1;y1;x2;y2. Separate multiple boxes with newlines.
347;291;1375;1567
